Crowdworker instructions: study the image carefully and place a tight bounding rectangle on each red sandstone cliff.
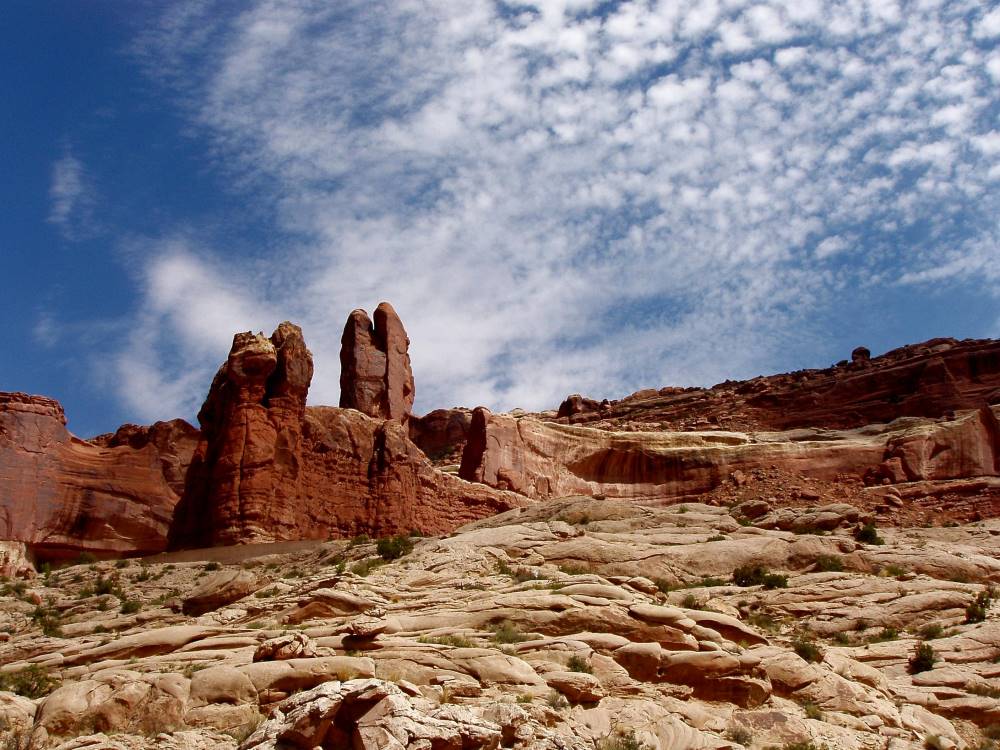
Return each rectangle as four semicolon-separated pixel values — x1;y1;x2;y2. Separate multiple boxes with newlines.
0;393;197;561
340;303;415;423
170;320;522;548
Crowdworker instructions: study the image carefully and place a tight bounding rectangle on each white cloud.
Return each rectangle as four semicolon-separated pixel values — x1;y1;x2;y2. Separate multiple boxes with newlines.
47;150;96;240
113;0;1000;422
975;6;1000;38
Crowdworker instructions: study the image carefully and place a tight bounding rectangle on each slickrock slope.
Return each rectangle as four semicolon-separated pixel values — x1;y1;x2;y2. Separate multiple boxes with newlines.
172;321;522;548
1;499;998;749
0;393;196;562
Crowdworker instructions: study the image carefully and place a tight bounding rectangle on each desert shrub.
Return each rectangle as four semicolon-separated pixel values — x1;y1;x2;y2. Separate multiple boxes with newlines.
727;726;753;746
516;693;533;704
966;587;994;624
349;534;370;547
94;575;117;596
748;612;779;632
0;664;60;698
909;642;937;674
967;683;1000;699
832;632;852;645
924;735;945;750
869;627;899;643
31;605;62;637
733;564;787;589
652;577;672;594
203;562;221;572
802;702;823;720
854;523;884;545
884;564;907;578
419;634;474;648
783;743;821;750
983;725;1000;740
918;624;944;640
490;621;529;644
547;690;569;709
814;555;844;572
598;730;650;750
376;534;414;561
115;559;129;569
792;638;824;663
75;552;98;566
558;563;591;576
681;593;702;610
120;599;142;615
707;534;727;542
566;655;592;673
512;567;545;583
350;558;383;577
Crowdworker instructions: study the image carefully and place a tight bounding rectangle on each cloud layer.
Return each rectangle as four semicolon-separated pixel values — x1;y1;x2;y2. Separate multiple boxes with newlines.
115;0;1000;422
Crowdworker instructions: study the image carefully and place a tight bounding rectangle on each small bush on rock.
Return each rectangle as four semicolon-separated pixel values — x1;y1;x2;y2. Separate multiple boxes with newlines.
966;587;994;624
567;655;592;673
854;523;884;545
0;665;60;698
814;555;844;572
792;638;824;663
909;642;937;674
733;564;787;589
376;534;415;561
598;730;650;750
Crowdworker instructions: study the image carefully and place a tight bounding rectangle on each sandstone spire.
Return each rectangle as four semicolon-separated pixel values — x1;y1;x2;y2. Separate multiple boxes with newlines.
339;302;414;423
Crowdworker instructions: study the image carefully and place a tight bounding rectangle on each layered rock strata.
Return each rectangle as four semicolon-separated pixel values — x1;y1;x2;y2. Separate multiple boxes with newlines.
460;404;1000;503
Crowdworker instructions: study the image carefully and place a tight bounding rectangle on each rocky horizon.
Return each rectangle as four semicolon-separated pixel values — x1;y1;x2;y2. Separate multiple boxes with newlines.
1;305;999;750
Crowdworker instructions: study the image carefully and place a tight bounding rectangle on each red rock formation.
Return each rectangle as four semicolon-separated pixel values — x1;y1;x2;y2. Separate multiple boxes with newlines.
172;321;521;547
460;404;1000;504
340;302;414;423
0;393;197;561
557;338;1000;432
409;408;472;464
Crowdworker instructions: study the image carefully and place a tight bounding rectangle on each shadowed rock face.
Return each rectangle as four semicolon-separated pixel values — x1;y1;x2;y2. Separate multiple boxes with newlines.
0;393;197;561
340;302;414;424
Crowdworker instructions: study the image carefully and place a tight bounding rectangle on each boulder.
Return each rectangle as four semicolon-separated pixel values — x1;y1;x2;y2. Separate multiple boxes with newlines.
182;570;259;616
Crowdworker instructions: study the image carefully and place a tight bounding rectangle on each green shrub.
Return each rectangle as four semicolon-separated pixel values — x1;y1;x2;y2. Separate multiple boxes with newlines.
869;627;899;643
120;599;142;615
854;523;884;545
966;587;994;624
681;593;702;610
94;576;116;596
0;665;60;698
917;624;944;640
597;730;650;750
733;564;787;589
419;634;474;648
909;642;937;674
376;534;414;561
490;621;528;644
792;639;823;663
75;552;98;566
566;655;592;673
203;562;221;572
814;555;844;572
652;577;672;594
115;559;129;569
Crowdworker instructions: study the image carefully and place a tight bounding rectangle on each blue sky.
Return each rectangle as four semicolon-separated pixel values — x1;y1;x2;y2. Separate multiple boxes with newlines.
2;0;999;438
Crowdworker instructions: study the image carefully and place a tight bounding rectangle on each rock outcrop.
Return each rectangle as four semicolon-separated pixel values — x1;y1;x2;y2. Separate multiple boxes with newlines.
172;321;522;548
409;408;472;464
558;337;1000;432
0;393;196;561
340;302;414;424
460;405;1000;503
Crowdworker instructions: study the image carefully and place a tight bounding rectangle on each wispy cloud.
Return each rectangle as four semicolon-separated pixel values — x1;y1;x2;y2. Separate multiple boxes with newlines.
47;149;97;240
114;0;1000;421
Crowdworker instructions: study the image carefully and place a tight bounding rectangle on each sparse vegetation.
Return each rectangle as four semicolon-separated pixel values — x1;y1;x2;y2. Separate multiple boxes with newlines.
203;561;221;571
868;627;899;643
0;665;60;698
814;555;844;572
792;638;824;663
802;702;823;721
909;642;938;674
350;558;384;577
917;624;945;640
597;730;650;750
966;586;994;624
418;634;474;648
376;534;414;561
732;564;787;589
490;621;529;644
566;654;592;673
727;725;753;747
854;523;884;545
120;599;142;615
